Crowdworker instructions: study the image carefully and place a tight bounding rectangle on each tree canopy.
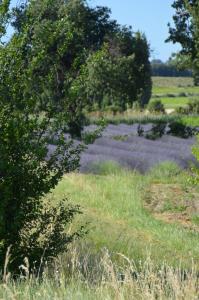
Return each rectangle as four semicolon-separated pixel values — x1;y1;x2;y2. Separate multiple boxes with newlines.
167;0;199;84
0;0;151;124
0;0;152;273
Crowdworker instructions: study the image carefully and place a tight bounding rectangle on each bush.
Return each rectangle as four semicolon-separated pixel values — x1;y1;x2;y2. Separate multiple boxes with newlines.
178;92;187;97
19;198;83;277
176;106;188;114
187;99;199;114
165;93;176;98
0;105;84;275
82;119;107;144
145;122;167;140
168;121;194;138
105;105;123;115
137;124;144;136
148;100;165;113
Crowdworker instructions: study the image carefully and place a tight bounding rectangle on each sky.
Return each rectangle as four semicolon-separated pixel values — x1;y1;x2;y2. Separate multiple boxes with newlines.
9;0;181;62
91;0;181;62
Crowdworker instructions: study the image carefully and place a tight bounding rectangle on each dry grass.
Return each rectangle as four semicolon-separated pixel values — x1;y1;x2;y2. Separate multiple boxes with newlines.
145;183;199;231
1;247;198;299
152;77;195;88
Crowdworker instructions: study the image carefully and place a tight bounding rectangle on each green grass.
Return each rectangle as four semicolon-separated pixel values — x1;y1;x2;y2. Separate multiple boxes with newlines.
1;162;199;299
152;76;199;96
52;162;199;268
150;97;190;109
181;115;199;127
89;113;180;125
89;113;199;128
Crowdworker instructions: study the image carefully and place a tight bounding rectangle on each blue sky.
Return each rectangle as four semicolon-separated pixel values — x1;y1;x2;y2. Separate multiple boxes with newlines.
91;0;181;62
9;0;180;62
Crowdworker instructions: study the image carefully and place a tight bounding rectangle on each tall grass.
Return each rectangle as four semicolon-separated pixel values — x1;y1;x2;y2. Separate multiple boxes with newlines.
88;112;181;125
0;162;198;299
1;247;198;299
53;162;199;267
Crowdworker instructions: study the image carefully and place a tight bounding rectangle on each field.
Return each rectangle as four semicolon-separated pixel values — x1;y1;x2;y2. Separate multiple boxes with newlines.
80;124;197;173
152;96;189;109
2;0;199;296
2;163;199;299
152;76;199;96
2;77;199;299
151;77;199;112
55;163;199;265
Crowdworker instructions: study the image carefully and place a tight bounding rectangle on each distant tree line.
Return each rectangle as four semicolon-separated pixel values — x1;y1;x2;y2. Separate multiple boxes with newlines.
151;59;192;77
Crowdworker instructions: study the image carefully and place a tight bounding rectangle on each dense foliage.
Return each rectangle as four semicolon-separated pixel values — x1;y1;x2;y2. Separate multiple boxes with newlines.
79;31;152;111
0;0;151;122
0;101;84;274
167;0;199;85
0;0;153;275
147;100;165;113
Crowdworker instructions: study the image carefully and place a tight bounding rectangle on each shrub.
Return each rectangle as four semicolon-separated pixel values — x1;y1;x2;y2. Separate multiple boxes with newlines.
106;105;123;116
137;124;144;136
187;99;199;114
176;106;188;114
148;100;165;113
168;121;194;138
165;93;176;98
0;104;84;275
178;92;187;97
82;119;107;144
145;122;166;140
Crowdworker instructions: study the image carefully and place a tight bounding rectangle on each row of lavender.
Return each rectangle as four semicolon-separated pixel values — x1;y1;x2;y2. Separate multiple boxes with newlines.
47;123;197;173
80;125;197;173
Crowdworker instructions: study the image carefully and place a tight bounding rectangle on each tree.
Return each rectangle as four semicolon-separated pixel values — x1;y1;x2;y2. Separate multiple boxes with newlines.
77;30;152;111
0;0;10;39
0;0;87;274
0;95;84;274
0;0;152;273
2;0;151;119
1;0;118;137
167;0;199;85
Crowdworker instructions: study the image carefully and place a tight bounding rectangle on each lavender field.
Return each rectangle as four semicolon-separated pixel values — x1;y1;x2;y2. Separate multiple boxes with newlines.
80;123;197;173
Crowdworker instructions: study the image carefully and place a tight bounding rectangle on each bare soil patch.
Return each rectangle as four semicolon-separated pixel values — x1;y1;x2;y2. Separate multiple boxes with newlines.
145;183;199;231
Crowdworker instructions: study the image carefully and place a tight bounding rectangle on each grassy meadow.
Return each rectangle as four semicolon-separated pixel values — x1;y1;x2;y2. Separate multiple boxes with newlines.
151;96;189;109
152;76;199;96
54;162;199;267
151;76;199;111
2;162;199;299
2;77;199;299
87;76;199;127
